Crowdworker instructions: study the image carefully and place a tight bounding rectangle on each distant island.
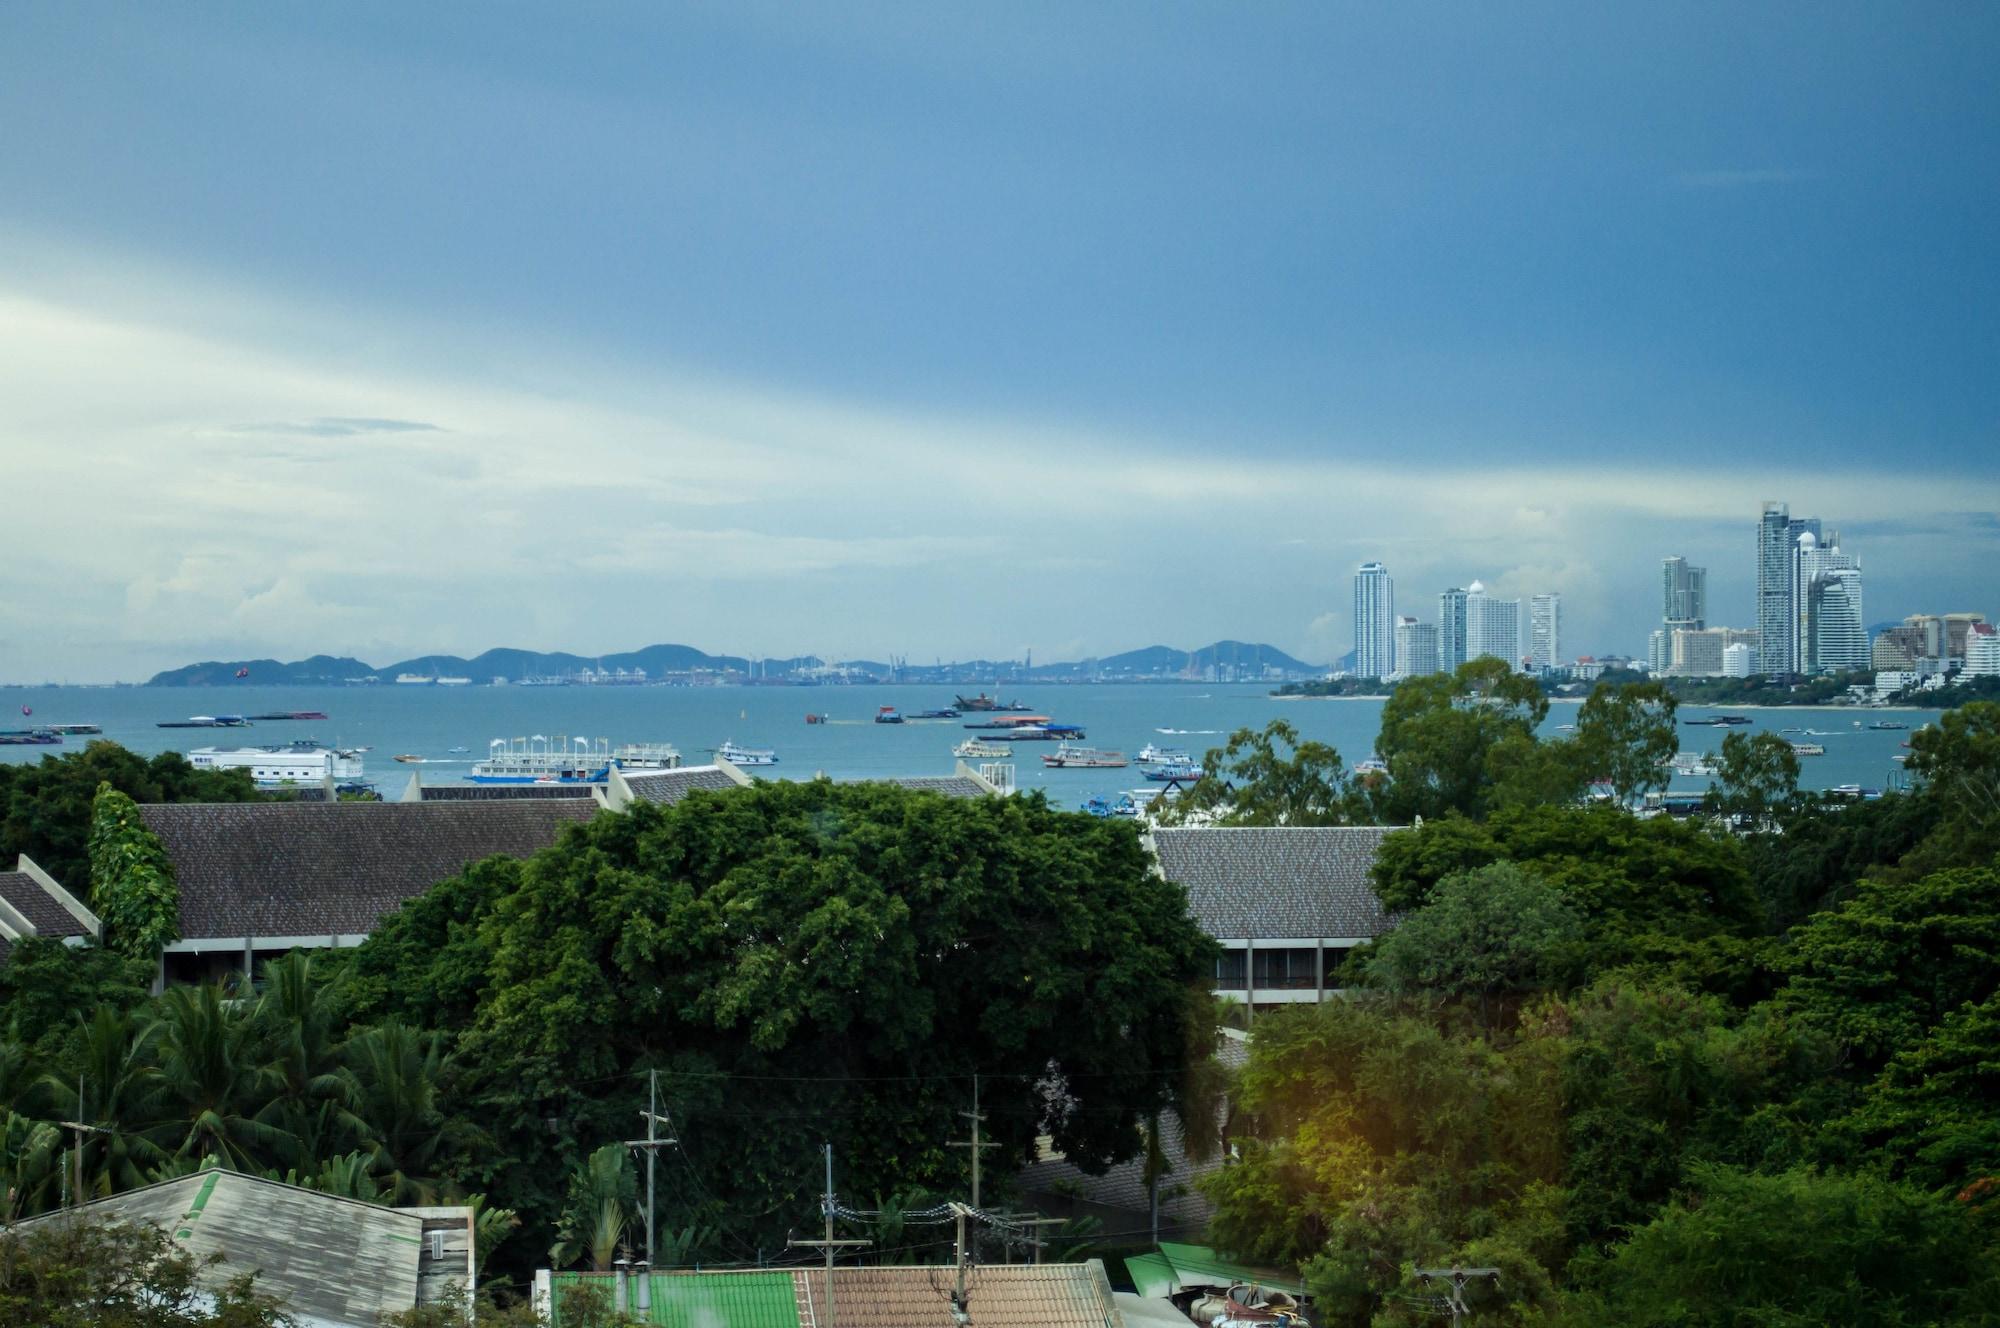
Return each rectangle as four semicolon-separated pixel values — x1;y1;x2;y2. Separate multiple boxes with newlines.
142;639;1325;686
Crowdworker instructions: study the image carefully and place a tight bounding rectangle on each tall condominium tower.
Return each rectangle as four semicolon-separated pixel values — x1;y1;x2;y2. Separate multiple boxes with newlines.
1352;562;1395;679
1395;616;1442;677
1439;587;1470;673
1465;581;1523;667
1794;530;1864;673
1661;556;1706;630
1757;502;1821;674
1528;594;1562;672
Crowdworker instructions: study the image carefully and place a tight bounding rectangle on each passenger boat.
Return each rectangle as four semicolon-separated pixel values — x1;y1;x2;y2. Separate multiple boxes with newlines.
874;706;905;724
1136;743;1192;765
157;715;253;728
190;741;366;786
995;724;1084;742
963;715;1051;730
1663;751;1719;777
612;743;682;770
0;729;61;746
717;740;779;766
1143;763;1204;782
1351;757;1388;776
1868;721;1909;730
954;739;1013;759
1042;744;1127;769
470;735;613;784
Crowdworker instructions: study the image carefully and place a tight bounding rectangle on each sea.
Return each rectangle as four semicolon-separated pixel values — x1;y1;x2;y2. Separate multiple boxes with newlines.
0;683;1919;810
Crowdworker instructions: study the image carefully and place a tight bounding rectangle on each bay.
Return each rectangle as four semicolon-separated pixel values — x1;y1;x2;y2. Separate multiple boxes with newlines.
0;683;1919;809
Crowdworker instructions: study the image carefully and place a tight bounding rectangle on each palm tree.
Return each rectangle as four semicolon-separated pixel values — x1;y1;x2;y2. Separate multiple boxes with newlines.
0;1110;61;1219
145;982;294;1170
549;1144;638;1271
342;1021;481;1204
253;952;365;1167
42;1006;167;1197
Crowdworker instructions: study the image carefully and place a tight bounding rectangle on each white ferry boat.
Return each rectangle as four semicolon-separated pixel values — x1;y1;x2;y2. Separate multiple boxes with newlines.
1136;743;1192;765
954;738;1013;759
470;735;612;784
1042;744;1127;769
394;673;435;685
189;741;365;787
717;740;779;766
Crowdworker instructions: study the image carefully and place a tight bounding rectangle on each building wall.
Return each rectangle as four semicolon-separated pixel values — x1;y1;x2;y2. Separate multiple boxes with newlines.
1466;587;1521;667
1528;594;1561;672
1353;563;1395;679
1438;589;1469;673
1395;617;1441;677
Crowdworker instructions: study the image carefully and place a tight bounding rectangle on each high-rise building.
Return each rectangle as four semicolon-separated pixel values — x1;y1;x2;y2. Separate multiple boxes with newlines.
1352;562;1395;679
1528;594;1561;672
1439;588;1469;673
1465;581;1522;667
1967;624;2000;677
1757;502;1821;675
1670;627;1761;677
1662;556;1706;635
1793;530;1863;674
1395;616;1441;678
1722;642;1758;677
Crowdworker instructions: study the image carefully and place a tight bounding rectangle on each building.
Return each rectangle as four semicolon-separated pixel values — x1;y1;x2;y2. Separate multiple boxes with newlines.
0;854;99;964
1352;562;1395;679
1943;613;1991;660
1464;581;1521;668
1757;502;1821;675
1438;587;1469;673
1149;825;1398;1010
1722;641;1758;677
1668;626;1761;678
1872;622;1932;672
11;1170;476;1326
537;1263;1126;1328
1968;623;2000;677
136;799;598;987
1661;556;1707;631
1528;593;1561;672
1394;616;1442;678
1792;530;1864;674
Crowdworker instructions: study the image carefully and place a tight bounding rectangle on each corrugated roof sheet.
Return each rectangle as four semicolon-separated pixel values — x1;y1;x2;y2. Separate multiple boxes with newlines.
138;800;595;940
550;1269;803;1328
1149;826;1400;939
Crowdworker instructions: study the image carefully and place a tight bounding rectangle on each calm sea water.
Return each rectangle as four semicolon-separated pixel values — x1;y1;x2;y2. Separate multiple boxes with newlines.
0;683;1918;808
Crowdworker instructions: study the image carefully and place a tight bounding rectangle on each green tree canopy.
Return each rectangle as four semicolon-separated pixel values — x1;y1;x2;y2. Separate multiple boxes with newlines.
1160;719;1352;826
87;784;181;958
1902;699;2000;872
1359;863;1584;1022
1370;658;1550;822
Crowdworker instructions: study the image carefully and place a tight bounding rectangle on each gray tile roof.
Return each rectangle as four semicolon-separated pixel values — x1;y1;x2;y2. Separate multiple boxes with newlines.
12;1170;471;1326
417;783;599;801
0;871;89;939
1150;826;1400;939
620;765;746;805
138;801;596;940
868;775;994;799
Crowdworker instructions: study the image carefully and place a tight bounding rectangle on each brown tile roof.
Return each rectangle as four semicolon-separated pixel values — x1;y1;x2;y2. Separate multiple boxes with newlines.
807;1264;1121;1328
0;871;90;939
138;801;596;940
1150;826;1401;940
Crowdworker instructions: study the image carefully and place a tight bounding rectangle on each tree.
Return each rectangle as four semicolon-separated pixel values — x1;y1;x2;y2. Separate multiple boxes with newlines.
1841;990;2000;1195
549;1144;638;1272
86;785;180;958
1360;863;1584;1024
1159;719;1352;826
341;1021;479;1204
145;984;293;1171
251;953;364;1168
1704;730;1801;830
1562;1165;2000;1328
1902;700;2000;872
0;1217;297;1327
1371;659;1550;822
1571;681;1678;804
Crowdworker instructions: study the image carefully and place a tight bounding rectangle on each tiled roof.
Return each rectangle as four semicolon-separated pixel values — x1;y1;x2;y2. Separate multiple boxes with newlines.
620;765;747;805
1149;826;1400;939
867;776;994;799
138;801;596;940
418;783;599;801
0;871;90;939
814;1264;1121;1328
13;1170;471;1326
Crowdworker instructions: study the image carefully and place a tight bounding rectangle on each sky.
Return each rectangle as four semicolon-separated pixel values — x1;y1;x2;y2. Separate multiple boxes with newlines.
1;3;1996;682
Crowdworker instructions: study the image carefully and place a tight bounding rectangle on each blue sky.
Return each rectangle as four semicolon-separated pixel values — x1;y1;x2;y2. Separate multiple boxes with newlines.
2;4;1995;680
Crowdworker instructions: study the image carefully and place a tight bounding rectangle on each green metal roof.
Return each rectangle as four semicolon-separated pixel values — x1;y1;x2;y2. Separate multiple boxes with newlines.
1155;1243;1303;1292
549;1270;802;1328
1123;1252;1180;1299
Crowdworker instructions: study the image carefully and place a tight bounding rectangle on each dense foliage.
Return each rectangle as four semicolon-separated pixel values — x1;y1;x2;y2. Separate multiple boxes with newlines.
0;1218;296;1327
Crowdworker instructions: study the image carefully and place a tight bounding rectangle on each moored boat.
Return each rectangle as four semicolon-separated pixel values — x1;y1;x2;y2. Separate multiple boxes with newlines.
0;729;61;746
189;741;365;786
249;711;330;721
1136;743;1192;765
1789;742;1826;756
717;740;779;766
954;738;1013;759
874;706;905;724
470;735;612;784
963;715;1051;730
910;708;960;719
1143;763;1204;782
1042;744;1126;769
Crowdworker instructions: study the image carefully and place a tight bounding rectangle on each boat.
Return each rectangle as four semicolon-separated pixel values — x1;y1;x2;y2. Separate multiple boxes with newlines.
1080;794;1141;819
612;743;682;770
717;740;779;766
1789;742;1826;756
1715;715;1752;725
392;754;424;764
248;711;329;721
43;723;102;734
1351;757;1388;776
435;676;473;686
0;729;61;746
963;715;1051;730
1555;724;1577;733
954;738;1013;759
469;735;613;784
1664;752;1720;777
995;724;1084;742
955;693;1031;712
394;674;436;685
805;713;827;724
1868;721;1909;730
1136;744;1192;765
874;706;905;724
910;708;960;720
1042;744;1127;769
448;745;470;754
1144;763;1205;782
189;741;365;786
156;716;253;728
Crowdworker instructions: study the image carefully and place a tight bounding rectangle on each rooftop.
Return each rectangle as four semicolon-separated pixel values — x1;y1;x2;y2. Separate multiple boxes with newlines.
138;800;596;940
611;763;754;807
1149;825;1401;939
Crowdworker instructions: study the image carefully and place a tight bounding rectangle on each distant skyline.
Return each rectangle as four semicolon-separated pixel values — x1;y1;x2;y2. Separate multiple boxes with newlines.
3;5;1997;682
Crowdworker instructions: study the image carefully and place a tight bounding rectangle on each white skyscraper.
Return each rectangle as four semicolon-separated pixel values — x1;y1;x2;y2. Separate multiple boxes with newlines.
1352;562;1395;679
1528;594;1561;672
1793;530;1864;674
1465;581;1522;668
1395;616;1442;678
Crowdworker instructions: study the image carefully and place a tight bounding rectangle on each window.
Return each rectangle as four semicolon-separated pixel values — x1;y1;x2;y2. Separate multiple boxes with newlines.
1252;948;1319;990
1214;948;1247;990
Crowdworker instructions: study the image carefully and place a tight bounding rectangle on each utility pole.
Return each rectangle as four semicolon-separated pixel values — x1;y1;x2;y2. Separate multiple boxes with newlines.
949;1075;997;1210
1413;1267;1500;1326
624;1070;677;1270
948;1202;975;1324
59;1073;108;1216
787;1144;870;1328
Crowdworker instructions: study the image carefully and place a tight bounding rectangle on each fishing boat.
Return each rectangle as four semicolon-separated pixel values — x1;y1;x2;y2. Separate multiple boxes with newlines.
717;740;779;766
805;713;827;724
0;729;61;746
1042;744;1127;769
469;735;613;784
954;738;1013;759
1136;743;1192;765
1080;794;1141;819
874;706;905;724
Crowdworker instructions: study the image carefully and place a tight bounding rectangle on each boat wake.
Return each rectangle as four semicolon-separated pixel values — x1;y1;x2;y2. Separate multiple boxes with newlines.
1155;728;1222;735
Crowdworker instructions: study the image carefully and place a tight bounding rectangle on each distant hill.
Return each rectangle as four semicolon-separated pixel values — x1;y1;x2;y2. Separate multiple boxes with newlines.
1036;640;1323;677
145;655;378;686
